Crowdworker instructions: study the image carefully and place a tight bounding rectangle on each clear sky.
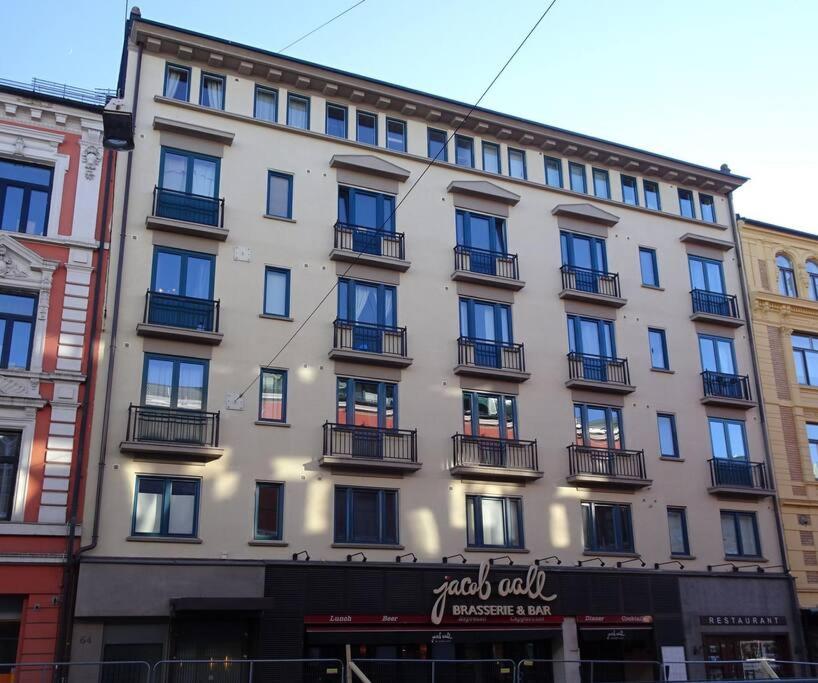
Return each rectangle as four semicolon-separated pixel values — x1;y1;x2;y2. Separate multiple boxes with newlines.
2;0;815;230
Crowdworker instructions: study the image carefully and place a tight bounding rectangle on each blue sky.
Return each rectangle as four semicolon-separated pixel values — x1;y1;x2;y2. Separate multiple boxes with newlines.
2;0;816;230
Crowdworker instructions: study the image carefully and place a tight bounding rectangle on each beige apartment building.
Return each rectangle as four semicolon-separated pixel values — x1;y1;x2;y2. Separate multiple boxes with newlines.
69;9;802;676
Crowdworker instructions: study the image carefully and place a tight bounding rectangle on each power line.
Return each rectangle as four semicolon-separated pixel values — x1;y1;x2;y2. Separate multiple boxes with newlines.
237;0;561;399
279;1;367;53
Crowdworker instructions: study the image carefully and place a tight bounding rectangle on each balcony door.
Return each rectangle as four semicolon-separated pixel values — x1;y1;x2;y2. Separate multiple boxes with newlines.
709;417;751;486
456;210;507;274
459;298;511;368
150;248;215;330
567;315;615;381
688;256;725;293
140;354;208;444
699;335;736;374
338;279;396;353
338;186;395;254
463;391;516;466
158;148;220;225
574;403;624;478
337;378;397;458
560;231;607;292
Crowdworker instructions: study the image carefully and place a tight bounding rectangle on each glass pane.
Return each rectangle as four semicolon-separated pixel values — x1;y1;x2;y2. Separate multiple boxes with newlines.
383;384;395;429
658;416;676;456
134;479;164;534
386;120;405;151
807;352;818;386
738;515;758;555
726;422;747;459
699;337;716;371
351;489;379;541
181;256;212;300
509;150;525;178
794;352;807;384
809;438;818;479
586;408;608;449
594;505;616;549
336;379;348;424
353;192;378;229
288;97;309;129
353;284;378;324
353;381;379;427
640;250;656;285
574;405;584;445
468;214;492;251
326;105;346;138
334;488;347;540
497;307;510;343
455;137;473;167
481;498;505;546
466;497;476;546
572;237;593;269
721;514;739;555
476;394;500;438
384;288;395;327
645;183;660;210
705;261;724;293
483;145;500;174
701;197;716;222
688;259;705;290
201;76;224;109
462;393;472;436
0;461;15;519
168;480;196;535
679;191;695;218
191;158;216;197
260;372;284;421
161;152;187;192
1;187;23;231
716;340;735;374
610;410;622;449
0;294;35;316
255;89;277;122
473;303;495;341
506;499;520;547
383;490;397;543
177;362;204;410
579;319;601;356
0;161;52;185
709;420;728;459
145;359;173;406
428;130;446;159
153;251;182;295
593;170;609;198
459;300;468;337
7;322;31;369
668;510;687;554
26;190;48;235
357;113;376;145
256;484;280;538
570;165;585;192
622;178;638;205
265;270;287;316
267;174;291;218
504;397;515;439
545;158;561;187
649;330;666;368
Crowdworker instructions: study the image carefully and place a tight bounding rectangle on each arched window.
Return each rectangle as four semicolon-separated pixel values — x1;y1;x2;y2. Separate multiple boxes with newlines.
777;254;797;297
808;261;818;300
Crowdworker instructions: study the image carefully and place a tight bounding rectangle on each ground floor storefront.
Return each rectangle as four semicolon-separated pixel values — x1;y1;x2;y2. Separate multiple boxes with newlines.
70;559;803;681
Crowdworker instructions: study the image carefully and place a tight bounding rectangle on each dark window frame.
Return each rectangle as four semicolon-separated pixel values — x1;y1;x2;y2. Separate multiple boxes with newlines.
462;390;517;440
544;156;563;188
141;352;209;409
158;146;221;198
639;247;659;287
198;71;226;110
334;485;399;545
163;63;191;101
131;475;200;538
643;180;662;211
253;85;278;122
592;168;611;199
0;430;22;521
150;245;215;300
507;147;527;180
0;159;54;236
699;193;717;223
258;368;287;424
325;102;348;139
336;377;398;429
648;327;670;370
254;482;284;541
569;162;587;193
385;118;407;152
356;110;378;146
721;510;761;558
266;170;294;219
657;413;679;458
454;135;475;168
0;291;38;370
574;403;625;450
667;506;690;556
263;266;291;318
482;141;501;174
621;175;639;206
777;254;798;297
678;188;696;218
466;494;524;549
286;93;311;129
427;128;448;161
582;501;634;553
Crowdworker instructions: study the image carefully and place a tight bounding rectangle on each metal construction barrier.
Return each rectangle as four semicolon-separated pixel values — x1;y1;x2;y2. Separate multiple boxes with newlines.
664;658;818;681
352;658;516;682
151;658;345;683
1;660;151;682
517;658;664;683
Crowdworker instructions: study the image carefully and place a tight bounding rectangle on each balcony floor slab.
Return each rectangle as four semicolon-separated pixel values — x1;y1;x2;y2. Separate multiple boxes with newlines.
450;464;543;482
566;474;652;490
319;455;421;475
120;440;223;463
146;215;228;241
136;323;223;345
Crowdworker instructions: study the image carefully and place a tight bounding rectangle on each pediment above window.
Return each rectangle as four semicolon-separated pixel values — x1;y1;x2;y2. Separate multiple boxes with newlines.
0;235;58;291
447;180;521;206
552;203;620;227
330;154;411;181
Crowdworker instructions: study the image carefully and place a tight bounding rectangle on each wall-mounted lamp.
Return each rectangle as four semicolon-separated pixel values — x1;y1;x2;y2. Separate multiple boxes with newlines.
616;557;646;568
102;98;135;151
654;560;684;570
535;556;562;566
346;552;367;562
489;555;513;566
736;563;766;573
707;562;737;572
442;554;467;564
396;552;417;563
577;557;605;567
291;550;310;561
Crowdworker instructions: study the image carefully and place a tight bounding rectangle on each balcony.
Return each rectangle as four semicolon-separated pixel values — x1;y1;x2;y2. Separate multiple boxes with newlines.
707;459;773;498
329;319;412;367
146;186;227;241
565;352;635;394
136;290;223;345
329;222;409;272
566;444;651;489
120;404;223;462
690;289;743;327
559;265;626;308
450;433;542;482
320;422;421;474
701;370;755;409
451;246;524;291
454;337;530;382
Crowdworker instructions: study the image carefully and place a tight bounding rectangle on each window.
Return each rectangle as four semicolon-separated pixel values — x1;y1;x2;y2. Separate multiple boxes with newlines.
508;148;526;179
455;135;474;167
0;292;37;369
132;476;199;538
325;103;347;138
142;354;207;410
385;118;407;152
263;267;290;317
337;377;397;429
721;510;760;557
482;142;501;174
544;156;563;188
667;508;690;555
648;328;669;370
462;391;516;439
427;128;448;161
807;424;818;479
792;334;818;385
700;194;716;223
466;495;523;549
459;298;512;343
150;247;214;329
199;72;225;110
688;255;725;294
582;502;634;552
621;175;638;205
657;414;679;458
266;171;293;219
338;279;396;346
678;189;695;218
569;163;587;193
338;185;396;250
574;404;623;450
254;483;283;540
561;231;607;274
159;148;219;200
0;159;53;235
567;315;615;359
356;111;377;145
639;247;659;287
334;486;398;545
699;334;736;375
163;63;190;101
287;94;310;129
709;418;748;462
643;180;661;210
777;254;797;297
592;168;610;199
456;209;507;256
0;431;22;521
254;86;278;122
808;261;818;300
259;369;287;423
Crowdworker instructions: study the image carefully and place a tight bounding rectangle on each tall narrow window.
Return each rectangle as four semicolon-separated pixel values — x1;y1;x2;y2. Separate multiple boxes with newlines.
667;508;690;555
132;476;199;538
287;94;310;129
621;175;638;205
721;510;760;557
263;267;290;317
334;486;398;544
508;148;526;179
266;171;293;219
455;135;474;167
0;159;53;235
592;168;610;199
793;334;818;386
325;103;348;138
569;162;587;193
255;482;283;540
385;118;407;152
427;128;448;161
163;64;190;101
808;261;818;300
254;86;278;122
699;194;716;222
582;502;634;552
259;369;287;423
466;495;523;549
639;247;659;287
356;111;377;145
807;423;818;479
678;189;695;218
648;328;669;370
657;414;679;458
777;254;797;297
199;72;225;110
643;180;661;210
0;292;37;369
544;156;563;188
0;431;22;521
482;142;501;174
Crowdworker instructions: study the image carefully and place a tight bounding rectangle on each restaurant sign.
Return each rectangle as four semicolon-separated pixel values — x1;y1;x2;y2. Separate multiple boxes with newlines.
699;615;787;626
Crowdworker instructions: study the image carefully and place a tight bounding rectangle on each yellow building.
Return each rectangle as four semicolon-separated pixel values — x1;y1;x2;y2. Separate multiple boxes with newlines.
739;217;818;652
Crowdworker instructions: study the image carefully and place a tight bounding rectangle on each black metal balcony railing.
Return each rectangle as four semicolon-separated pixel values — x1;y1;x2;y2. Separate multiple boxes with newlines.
126;404;220;447
153;185;225;227
144;290;220;333
708;458;769;490
323;422;417;463
454;245;520;280
560;264;621;298
333;319;408;356
457;337;526;372
567;352;631;386
334;221;406;260
702;370;752;401
452;434;539;471
568;444;647;480
691;289;739;319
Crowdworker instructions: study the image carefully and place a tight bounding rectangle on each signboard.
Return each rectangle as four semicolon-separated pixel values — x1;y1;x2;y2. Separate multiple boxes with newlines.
577;615;653;626
304;613;564;627
699;615;787;626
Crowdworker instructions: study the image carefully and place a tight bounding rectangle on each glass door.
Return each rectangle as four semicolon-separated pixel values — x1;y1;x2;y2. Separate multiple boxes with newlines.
456;210;506;275
339;280;396;353
561;232;607;292
159;148;220;225
568;316;615;381
338;187;395;255
460;299;511;368
463;392;516;466
709;418;751;486
575;404;623;473
337;378;397;458
150;248;214;330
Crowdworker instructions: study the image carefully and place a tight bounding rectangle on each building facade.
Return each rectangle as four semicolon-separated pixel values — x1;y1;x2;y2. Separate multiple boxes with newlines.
0;81;111;670
738;217;818;657
71;10;801;676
